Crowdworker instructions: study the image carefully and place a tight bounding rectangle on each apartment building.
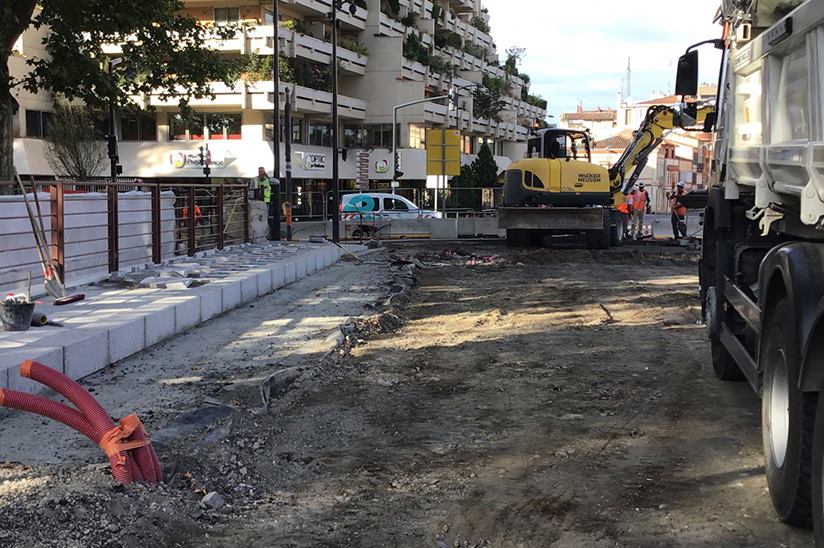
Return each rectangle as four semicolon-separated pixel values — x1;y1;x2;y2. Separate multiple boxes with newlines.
12;0;545;218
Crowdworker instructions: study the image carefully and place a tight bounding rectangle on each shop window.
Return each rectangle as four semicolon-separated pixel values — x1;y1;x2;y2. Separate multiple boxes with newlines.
409;124;426;149
309;120;332;147
121;113;157;141
206;113;242;140
215;7;239;26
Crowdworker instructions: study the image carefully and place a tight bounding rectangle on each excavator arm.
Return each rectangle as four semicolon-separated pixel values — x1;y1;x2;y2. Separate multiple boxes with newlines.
607;106;676;195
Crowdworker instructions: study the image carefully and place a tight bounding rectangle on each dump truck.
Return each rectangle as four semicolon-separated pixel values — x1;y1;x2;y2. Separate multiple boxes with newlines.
684;0;824;540
498;107;703;248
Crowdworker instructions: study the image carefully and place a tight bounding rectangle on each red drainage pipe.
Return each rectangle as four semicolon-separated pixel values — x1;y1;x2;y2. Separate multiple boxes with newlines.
4;360;163;484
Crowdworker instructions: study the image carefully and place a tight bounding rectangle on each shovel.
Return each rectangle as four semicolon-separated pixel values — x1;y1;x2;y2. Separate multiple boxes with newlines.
14;170;85;305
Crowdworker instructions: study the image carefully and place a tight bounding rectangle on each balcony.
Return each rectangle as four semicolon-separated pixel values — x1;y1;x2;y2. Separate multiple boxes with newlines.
149;82;243;108
424;102;448;124
279;27;367;76
281;0;367;31
450;0;476;13
402;57;427;80
248;81;367;120
378;12;407;36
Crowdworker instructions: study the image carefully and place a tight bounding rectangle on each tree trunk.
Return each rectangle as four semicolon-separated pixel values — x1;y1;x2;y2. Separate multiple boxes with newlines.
0;75;15;192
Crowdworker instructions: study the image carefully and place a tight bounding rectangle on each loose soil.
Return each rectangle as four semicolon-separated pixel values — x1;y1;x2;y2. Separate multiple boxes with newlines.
0;241;814;547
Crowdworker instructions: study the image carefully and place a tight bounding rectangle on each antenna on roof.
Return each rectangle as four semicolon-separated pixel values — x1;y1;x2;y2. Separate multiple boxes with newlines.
626;57;631;98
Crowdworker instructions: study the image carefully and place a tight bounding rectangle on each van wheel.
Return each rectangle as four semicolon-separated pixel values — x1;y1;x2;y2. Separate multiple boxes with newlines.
810;378;824;544
761;297;815;526
351;226;373;239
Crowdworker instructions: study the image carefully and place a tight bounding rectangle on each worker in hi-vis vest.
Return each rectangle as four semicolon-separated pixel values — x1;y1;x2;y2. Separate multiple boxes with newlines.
627;181;651;240
250;166;279;218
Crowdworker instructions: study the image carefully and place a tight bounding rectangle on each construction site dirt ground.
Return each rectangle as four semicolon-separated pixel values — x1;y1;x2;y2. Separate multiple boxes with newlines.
0;240;814;547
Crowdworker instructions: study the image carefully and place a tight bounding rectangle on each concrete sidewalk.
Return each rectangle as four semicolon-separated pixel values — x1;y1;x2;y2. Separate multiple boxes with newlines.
0;241;349;394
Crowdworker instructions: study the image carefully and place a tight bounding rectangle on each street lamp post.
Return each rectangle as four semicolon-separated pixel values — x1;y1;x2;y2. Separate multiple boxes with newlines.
271;0;281;241
328;0;358;243
107;58;123;183
391;95;450;194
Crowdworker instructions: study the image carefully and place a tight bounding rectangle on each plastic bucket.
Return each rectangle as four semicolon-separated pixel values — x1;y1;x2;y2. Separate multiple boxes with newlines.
0;302;36;331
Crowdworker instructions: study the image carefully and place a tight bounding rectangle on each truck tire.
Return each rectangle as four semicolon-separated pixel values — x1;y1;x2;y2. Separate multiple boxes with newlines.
810;380;824;544
586;210;611;250
761;297;816;526
506;229;529;248
609;210;624;247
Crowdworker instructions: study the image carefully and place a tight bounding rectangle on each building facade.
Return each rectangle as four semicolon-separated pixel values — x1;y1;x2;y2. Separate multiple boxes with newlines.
11;0;546;218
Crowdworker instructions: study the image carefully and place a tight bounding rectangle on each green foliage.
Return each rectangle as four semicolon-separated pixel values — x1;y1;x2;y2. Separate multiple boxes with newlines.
44;98;106;180
403;33;430;66
382;2;401;21
430;3;445;22
18;0;238;113
445;163;479;210
292;19;312;36
463;41;486;60
231;53;273;83
445;32;463;50
428;56;453;75
339;37;368;57
472;85;505;122
289;58;332;92
524;94;547;110
400;13;417;28
482;74;506;96
472;142;499;187
469;16;490;34
352;0;368;9
503;47;525;77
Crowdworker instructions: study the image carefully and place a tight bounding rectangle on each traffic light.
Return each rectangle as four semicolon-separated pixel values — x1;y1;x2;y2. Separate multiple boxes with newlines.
533;119;541;130
394;150;403;180
198;146;205;165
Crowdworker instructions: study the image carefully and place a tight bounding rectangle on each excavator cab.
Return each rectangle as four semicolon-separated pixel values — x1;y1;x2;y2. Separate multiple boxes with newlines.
507;129;610;206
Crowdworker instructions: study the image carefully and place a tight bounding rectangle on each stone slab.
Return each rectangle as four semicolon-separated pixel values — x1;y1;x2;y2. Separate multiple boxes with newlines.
220;280;242;312
144;306;175;347
256;269;273;296
295;257;307;279
109;316;146;363
1;346;64;394
175;296;202;333
48;328;109;381
240;277;258;304
272;265;285;289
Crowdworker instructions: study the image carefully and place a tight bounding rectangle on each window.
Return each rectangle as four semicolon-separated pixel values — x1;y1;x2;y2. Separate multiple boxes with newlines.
344;125;363;148
206;113;242;140
264;8;275;25
25;110;52;138
409;124;426;149
121;113;157;141
309;120;332;147
215;7;239;26
263;113;303;143
342;124;393;148
169;112;240;141
384;197;410;210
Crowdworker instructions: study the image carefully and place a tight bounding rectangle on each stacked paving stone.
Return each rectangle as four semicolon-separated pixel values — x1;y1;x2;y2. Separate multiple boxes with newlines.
0;242;342;393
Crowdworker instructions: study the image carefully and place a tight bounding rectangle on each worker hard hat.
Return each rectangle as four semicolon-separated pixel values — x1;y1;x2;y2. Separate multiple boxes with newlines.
638;182;645;188
677;181;685;187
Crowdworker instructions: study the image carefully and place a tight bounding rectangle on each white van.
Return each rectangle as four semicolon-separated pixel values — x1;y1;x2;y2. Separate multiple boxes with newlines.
340;193;440;221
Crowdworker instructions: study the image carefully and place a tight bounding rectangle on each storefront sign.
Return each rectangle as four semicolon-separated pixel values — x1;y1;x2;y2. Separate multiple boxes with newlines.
375;159;388;173
169;151;225;169
303;153;326;170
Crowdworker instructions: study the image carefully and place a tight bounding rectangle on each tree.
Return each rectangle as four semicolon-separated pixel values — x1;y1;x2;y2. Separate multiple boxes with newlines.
0;0;237;181
446;163;478;210
472;86;505;122
44;99;107;180
472;142;499;187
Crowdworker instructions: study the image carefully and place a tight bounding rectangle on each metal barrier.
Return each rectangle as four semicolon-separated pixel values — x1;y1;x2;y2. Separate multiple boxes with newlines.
0;180;250;296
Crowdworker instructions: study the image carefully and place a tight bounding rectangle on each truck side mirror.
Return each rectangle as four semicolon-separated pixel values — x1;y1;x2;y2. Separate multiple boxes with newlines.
675;50;699;97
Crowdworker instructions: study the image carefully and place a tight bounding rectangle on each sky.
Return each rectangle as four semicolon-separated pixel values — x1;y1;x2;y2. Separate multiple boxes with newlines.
482;0;724;119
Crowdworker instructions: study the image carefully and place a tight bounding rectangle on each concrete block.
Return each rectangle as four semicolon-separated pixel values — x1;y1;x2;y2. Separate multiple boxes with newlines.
305;253;318;274
143;306;175;347
295;257;307;279
221;280;242;312
240;277;258;303
271;265;285;289
2;346;64;394
109;316;146;362
284;262;297;284
390;219;431;237
54;329;109;381
175;296;202;333
430;218;459;240
0;365;7;389
256;269;273;295
196;285;223;322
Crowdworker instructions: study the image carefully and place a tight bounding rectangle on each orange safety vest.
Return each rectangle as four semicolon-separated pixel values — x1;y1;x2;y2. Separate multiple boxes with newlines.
617;200;629;214
183;205;202;221
672;192;686;216
628;189;648;210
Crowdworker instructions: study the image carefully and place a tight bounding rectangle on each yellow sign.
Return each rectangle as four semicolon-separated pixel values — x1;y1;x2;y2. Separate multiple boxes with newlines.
426;129;462;176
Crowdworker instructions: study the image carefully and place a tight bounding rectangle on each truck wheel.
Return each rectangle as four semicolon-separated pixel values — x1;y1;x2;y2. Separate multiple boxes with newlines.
586;211;611;250
506;229;529;247
609;211;624;247
810;381;824;544
761;297;815;526
710;337;745;381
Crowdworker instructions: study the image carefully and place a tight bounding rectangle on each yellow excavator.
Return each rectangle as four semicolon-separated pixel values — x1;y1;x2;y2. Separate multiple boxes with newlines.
498;104;708;248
